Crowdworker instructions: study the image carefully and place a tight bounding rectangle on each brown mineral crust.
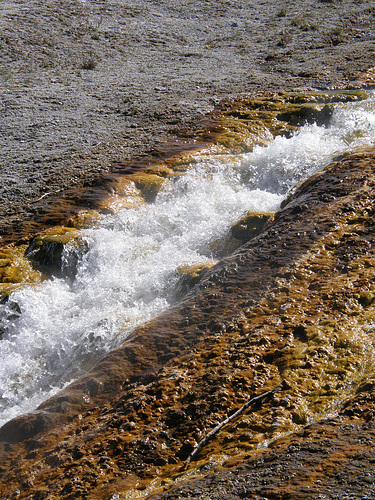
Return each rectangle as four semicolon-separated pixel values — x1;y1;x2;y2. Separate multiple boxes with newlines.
2;148;375;498
150;417;375;500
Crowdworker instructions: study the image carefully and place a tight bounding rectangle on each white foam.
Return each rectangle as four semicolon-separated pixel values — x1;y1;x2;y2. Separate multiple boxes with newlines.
0;92;374;426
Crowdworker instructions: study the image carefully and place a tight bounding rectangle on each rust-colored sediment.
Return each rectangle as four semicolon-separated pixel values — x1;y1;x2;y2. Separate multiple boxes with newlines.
1;145;375;499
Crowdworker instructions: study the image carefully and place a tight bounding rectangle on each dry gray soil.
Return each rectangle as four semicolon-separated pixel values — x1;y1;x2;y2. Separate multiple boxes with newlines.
1;0;375;242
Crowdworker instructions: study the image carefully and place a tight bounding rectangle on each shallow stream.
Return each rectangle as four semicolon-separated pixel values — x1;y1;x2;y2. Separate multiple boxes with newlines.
1;92;375;427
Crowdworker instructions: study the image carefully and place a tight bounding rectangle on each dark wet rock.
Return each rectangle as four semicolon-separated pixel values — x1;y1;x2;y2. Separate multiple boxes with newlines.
165;409;187;428
25;228;87;279
32;490;49;500
26;238;65;276
230;212;274;243
44;454;62;467
173;262;216;299
0;411;54;444
276;103;334;127
358;290;375;307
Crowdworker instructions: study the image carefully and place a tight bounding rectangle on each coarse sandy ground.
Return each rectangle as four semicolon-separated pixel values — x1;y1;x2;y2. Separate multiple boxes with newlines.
1;0;375;243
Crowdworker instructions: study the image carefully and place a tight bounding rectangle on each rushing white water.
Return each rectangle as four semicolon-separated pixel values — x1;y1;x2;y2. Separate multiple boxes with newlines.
1;92;375;426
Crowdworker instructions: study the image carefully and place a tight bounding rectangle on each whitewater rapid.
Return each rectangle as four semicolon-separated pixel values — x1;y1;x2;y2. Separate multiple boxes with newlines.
0;92;375;427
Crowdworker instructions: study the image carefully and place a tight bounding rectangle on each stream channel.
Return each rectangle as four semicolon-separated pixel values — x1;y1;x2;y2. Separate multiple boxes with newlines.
1;92;375;429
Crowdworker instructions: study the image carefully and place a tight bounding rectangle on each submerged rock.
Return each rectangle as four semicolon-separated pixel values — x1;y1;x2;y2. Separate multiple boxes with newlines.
25;227;87;279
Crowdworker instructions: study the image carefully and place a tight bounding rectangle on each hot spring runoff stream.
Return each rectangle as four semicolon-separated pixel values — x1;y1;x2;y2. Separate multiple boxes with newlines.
1;93;375;428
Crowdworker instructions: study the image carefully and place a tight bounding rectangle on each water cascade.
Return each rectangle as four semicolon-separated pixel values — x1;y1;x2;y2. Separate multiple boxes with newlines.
0;92;375;428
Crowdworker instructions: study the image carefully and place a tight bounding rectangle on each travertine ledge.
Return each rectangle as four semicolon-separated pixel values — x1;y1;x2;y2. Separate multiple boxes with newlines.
2;147;375;499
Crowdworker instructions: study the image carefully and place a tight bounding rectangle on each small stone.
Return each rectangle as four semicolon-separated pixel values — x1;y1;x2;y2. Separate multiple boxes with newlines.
358;291;374;307
231;212;273;242
176;439;197;460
